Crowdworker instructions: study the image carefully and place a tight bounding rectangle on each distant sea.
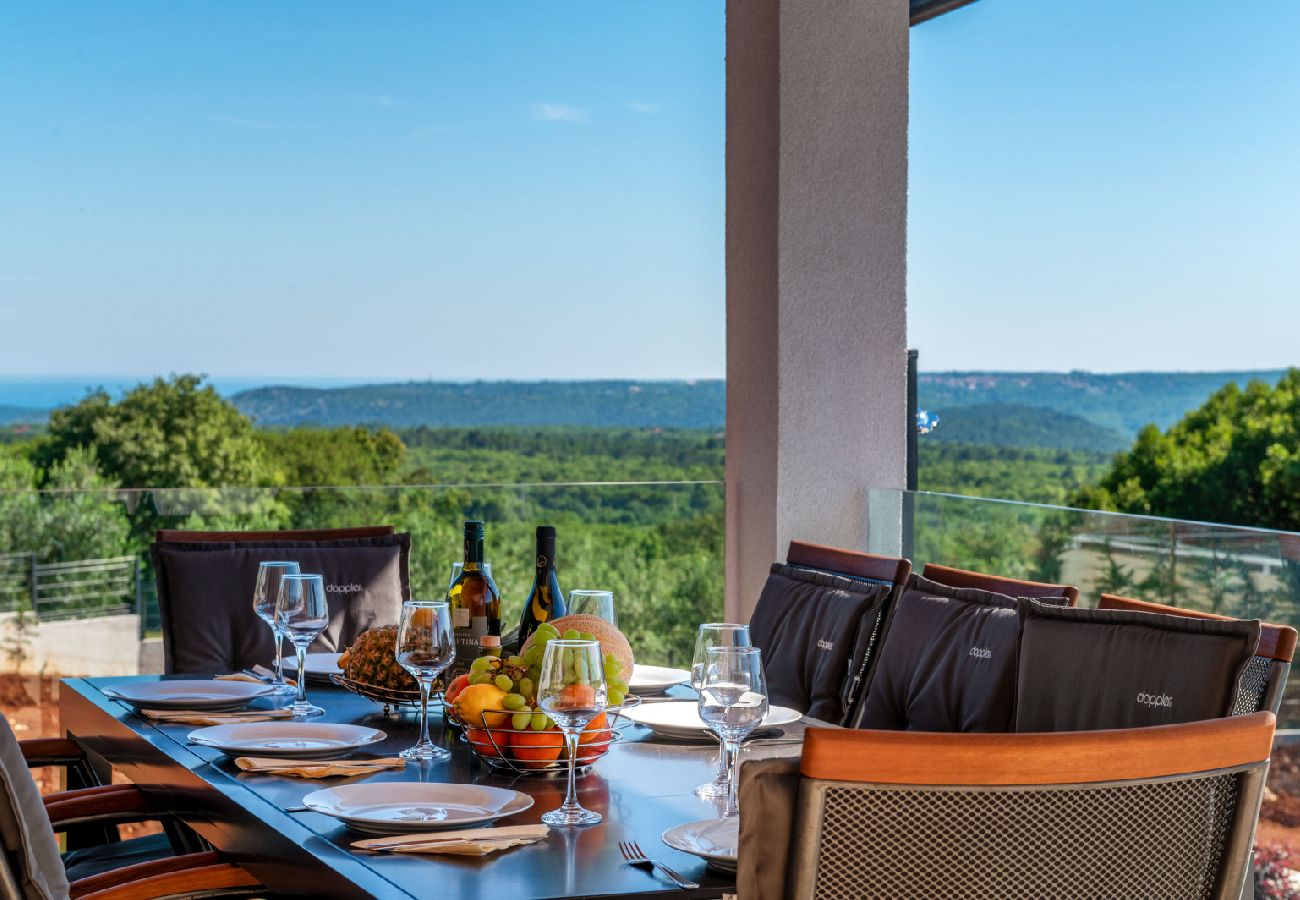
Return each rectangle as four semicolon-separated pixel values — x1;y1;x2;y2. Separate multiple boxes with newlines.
0;376;358;412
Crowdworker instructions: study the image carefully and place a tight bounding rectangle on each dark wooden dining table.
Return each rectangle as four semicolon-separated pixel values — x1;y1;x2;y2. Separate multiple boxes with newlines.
60;676;756;900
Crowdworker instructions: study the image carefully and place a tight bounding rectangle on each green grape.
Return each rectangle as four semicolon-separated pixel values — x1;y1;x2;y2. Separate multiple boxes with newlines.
518;677;534;698
608;676;629;693
503;693;526;711
603;656;623;677
530;710;550;731
470;656;494;673
493;674;513;692
580;632;596;643
506;655;524;668
538;622;560;637
511;711;532;730
562;629;580;640
468;673;490;686
526;665;541;683
608;689;626;707
533;632;552;649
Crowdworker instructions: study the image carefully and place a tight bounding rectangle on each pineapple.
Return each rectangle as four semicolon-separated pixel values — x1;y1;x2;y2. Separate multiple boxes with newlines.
339;626;426;692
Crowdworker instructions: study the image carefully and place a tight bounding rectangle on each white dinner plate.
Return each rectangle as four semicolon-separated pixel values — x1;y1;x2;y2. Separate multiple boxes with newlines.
303;783;534;834
622;701;801;740
103;680;276;711
629;664;691;695
663;817;739;871
188;722;387;759
280;652;345;682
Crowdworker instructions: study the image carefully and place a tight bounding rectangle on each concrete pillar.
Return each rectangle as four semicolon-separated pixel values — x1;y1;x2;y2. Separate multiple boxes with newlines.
725;0;910;621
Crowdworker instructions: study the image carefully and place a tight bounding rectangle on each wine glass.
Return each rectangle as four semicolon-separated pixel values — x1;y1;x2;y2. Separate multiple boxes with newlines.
692;623;751;798
566;590;616;626
275;574;329;718
698;646;768;818
395;601;455;761
537;639;608;826
252;561;300;695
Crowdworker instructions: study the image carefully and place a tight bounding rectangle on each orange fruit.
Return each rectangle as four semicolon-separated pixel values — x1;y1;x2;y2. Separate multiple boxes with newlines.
466;727;506;758
511;728;565;769
578;712;610;745
560;684;597;709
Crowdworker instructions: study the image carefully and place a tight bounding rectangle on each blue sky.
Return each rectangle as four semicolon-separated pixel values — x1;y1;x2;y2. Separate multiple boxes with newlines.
1;0;1296;381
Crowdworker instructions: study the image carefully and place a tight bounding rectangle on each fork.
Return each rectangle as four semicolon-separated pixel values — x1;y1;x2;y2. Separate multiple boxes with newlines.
618;840;700;890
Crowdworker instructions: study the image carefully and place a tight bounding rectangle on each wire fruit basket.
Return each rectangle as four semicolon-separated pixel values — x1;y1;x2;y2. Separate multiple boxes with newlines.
452;696;641;776
330;674;443;718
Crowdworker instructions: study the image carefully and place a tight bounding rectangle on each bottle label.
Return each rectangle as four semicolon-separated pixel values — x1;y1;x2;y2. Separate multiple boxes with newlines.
471;615;489;641
453;607;470;628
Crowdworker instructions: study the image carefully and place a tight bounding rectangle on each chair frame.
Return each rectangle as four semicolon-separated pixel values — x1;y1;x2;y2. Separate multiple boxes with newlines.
921;562;1080;605
784;715;1275;900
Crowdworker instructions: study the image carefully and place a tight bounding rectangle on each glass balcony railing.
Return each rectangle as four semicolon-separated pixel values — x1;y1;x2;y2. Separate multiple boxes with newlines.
868;488;1300;728
0;480;725;671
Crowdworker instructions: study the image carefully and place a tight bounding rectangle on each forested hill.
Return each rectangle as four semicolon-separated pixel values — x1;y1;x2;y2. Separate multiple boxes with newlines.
928;405;1128;453
919;370;1287;438
233;380;726;429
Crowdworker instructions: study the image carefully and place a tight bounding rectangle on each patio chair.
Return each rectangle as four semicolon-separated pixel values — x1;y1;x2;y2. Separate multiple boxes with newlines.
0;716;266;900
921;562;1080;606
150;527;410;673
738;713;1276;900
848;574;1070;733
748;543;910;724
1098;593;1297;718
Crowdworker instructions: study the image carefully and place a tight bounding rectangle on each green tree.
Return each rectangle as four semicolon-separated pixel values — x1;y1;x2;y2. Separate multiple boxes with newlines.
1073;370;1300;531
36;375;266;490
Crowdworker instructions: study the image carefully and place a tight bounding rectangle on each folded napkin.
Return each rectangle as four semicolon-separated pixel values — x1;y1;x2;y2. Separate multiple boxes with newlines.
352;824;550;857
141;709;295;726
215;671;295;687
234;756;407;778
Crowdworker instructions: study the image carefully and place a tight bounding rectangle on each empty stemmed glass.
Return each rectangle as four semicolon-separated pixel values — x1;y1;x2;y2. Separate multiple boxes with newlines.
276;574;329;718
537;639;608;826
395;600;455;761
698;646;768;818
252;561;299;695
567;590;616;626
692;623;751;798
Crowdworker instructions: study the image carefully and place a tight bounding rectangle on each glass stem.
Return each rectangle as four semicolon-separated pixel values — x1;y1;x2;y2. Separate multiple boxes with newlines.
714;739;726;783
271;627;285;683
418;679;432;746
295;644;308;706
562;728;581;810
723;740;740;817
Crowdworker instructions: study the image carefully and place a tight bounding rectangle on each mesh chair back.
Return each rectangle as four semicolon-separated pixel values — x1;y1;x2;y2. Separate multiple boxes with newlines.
154;526;393;543
1098;593;1296;718
784;716;1275;900
921;562;1079;606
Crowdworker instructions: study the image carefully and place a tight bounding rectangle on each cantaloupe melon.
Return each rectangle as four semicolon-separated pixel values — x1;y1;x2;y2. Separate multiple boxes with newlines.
521;613;634;682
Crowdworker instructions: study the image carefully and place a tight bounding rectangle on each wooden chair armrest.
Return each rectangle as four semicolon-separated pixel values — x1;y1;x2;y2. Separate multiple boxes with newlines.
72;852;262;900
20;738;86;767
45;784;170;830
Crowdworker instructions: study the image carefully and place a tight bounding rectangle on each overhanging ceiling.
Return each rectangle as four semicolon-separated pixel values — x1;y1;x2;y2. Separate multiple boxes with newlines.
910;0;980;26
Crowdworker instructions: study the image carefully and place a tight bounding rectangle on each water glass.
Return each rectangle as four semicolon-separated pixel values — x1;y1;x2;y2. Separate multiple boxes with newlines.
252;561;299;695
276;574;329;717
537;639;607;826
698;646;768;817
566;590;616;626
692;623;751;798
395;601;455;761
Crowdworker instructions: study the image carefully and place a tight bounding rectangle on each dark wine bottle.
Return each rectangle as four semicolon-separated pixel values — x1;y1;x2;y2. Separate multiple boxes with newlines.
447;520;502;678
517;525;566;645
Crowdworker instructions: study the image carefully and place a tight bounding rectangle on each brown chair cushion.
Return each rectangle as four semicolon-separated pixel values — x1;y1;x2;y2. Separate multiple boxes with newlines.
749;565;892;724
856;575;1068;733
0;716;69;900
151;534;410;674
1015;602;1261;733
